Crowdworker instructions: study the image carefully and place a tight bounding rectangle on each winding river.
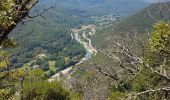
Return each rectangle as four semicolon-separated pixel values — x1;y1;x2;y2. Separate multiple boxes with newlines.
49;25;97;81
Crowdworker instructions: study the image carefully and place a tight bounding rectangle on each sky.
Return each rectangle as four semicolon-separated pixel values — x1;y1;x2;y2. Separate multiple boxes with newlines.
142;0;170;3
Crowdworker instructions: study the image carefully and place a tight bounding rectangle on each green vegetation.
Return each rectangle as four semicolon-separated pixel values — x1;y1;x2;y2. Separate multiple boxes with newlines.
0;0;17;28
0;66;81;99
9;8;86;74
93;2;170;49
0;0;83;99
22;69;81;100
0;0;38;99
55;0;148;16
114;2;170;34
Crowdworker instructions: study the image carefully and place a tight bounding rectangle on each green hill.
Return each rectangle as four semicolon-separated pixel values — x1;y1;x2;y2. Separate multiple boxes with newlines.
9;8;86;74
114;2;170;34
93;2;170;49
44;0;148;16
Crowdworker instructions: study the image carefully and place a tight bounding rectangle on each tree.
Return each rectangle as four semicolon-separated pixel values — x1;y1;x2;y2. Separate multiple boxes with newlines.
94;21;170;99
0;0;39;99
23;69;71;100
147;21;170;73
0;0;39;46
55;57;66;71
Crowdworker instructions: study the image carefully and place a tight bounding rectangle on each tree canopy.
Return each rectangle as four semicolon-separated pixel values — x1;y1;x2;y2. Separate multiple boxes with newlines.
0;0;38;46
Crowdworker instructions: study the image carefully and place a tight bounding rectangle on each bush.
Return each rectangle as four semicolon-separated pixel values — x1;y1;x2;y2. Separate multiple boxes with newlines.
23;81;71;100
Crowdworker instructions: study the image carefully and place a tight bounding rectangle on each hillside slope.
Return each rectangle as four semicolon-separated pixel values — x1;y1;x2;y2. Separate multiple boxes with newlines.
93;2;170;49
9;7;87;73
66;2;170;99
114;2;170;34
42;0;149;16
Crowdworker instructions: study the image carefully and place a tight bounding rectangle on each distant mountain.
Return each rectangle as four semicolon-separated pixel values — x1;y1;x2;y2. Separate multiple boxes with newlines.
114;1;170;34
37;0;149;16
142;0;170;3
93;2;170;49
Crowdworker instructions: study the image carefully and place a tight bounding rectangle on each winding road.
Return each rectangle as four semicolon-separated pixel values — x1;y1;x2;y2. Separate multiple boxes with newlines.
49;25;97;82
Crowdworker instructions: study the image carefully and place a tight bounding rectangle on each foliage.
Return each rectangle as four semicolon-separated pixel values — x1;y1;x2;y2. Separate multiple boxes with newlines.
0;0;17;28
54;56;78;72
117;21;170;99
0;38;20;99
107;92;127;100
99;21;170;99
146;21;170;69
23;68;81;100
24;81;71;100
0;67;27;100
107;83;128;100
10;16;86;70
31;58;50;71
0;0;84;99
0;50;10;68
45;70;55;77
125;22;170;99
149;21;170;52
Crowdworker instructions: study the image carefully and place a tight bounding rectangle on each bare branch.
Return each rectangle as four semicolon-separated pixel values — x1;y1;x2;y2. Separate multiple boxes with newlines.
27;0;39;10
137;87;170;96
28;6;55;19
148;10;159;22
95;64;119;81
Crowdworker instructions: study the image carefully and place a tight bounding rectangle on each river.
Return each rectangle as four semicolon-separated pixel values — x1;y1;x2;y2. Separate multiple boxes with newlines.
49;25;97;81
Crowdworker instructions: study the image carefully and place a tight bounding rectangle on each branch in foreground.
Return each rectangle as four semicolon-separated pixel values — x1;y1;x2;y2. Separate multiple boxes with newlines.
0;0;56;46
128;87;170;99
95;64;119;81
137;87;170;96
28;6;56;19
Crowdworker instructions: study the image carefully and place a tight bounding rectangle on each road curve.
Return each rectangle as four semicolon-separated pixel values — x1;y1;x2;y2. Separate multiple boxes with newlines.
49;25;97;82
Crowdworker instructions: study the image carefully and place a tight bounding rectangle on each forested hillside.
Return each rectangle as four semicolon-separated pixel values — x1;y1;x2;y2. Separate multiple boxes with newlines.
92;2;170;49
114;1;170;34
9;8;86;76
53;0;148;16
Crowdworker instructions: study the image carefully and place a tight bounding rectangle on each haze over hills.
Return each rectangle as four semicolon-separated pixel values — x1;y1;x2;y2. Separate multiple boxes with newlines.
92;1;170;49
38;0;149;16
112;1;170;34
142;0;170;3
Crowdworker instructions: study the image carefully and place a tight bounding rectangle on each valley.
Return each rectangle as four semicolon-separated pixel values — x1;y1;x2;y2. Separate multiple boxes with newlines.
7;0;149;77
48;12;124;81
3;0;170;100
49;24;98;81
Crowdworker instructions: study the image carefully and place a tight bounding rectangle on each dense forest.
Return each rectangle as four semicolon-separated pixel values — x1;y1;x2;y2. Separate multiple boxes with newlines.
1;0;170;100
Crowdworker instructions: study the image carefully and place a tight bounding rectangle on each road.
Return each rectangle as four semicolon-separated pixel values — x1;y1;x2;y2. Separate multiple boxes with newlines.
49;25;97;82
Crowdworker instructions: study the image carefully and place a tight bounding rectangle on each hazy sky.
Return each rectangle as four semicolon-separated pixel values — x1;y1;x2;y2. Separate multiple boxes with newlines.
142;0;169;3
